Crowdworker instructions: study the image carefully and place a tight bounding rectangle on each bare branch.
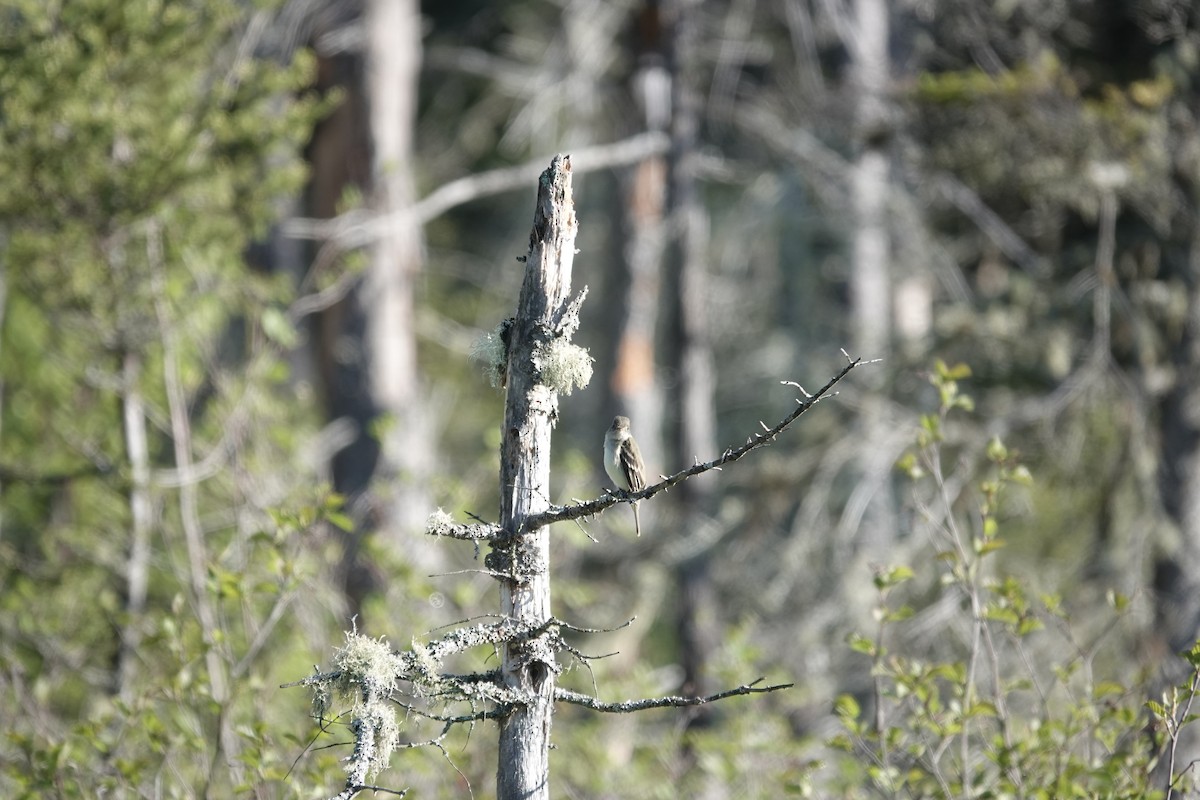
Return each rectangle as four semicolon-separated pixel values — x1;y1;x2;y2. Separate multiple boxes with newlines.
426;509;504;541
554;678;793;713
391;697;510;725
524;355;863;532
555;616;637;635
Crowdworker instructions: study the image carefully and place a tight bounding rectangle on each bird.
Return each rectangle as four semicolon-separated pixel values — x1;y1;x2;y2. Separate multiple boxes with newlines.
604;415;647;536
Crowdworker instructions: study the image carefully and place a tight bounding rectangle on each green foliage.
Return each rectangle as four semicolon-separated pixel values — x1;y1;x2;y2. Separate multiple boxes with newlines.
0;1;336;796
832;367;1198;799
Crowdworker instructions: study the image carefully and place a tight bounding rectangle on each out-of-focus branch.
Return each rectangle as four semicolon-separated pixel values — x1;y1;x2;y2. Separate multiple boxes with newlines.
931;172;1047;276
149;220;235;781
281;132;669;247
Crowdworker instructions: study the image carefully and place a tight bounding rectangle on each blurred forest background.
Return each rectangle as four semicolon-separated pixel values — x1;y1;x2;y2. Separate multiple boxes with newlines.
3;0;1200;797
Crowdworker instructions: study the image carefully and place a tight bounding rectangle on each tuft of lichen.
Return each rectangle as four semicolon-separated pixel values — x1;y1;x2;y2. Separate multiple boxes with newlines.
425;507;455;537
534;339;593;395
470;322;509;388
327;632;404;779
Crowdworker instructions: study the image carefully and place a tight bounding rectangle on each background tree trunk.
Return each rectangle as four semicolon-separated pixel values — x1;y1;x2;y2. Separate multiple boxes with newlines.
609;0;670;471
304;8;376;616
847;0;895;557
663;0;721;790
364;0;433;556
304;0;430;616
1155;193;1200;654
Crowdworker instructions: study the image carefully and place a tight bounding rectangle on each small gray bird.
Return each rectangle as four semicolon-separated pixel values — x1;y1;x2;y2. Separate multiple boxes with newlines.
604;415;647;536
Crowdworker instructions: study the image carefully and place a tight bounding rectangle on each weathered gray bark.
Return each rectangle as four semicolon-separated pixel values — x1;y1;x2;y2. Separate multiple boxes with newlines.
495;156;578;800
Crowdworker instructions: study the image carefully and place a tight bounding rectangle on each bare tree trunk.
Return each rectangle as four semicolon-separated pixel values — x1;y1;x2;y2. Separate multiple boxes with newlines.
0;253;5;541
495;157;578;800
848;0;894;553
1155;201;1200;654
303;13;376;615
610;0;670;470
364;0;433;555
303;0;428;615
663;0;721;791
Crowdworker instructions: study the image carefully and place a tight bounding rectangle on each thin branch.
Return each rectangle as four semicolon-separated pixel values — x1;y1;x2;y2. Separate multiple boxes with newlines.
286;710;346;781
232;590;296;679
524;355;863;532
555;616;637;635
428;567;518;581
150;222;229;705
558;639;618;666
390;698;510;725
554;678;792;713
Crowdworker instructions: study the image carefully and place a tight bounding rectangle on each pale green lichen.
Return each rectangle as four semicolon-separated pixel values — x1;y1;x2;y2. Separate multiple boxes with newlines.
534;339;593;395
425;507;455;537
328;631;404;779
408;639;443;693
470;322;509;388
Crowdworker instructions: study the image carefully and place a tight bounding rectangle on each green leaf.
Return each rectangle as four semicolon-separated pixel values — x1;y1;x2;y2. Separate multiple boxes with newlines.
1107;590;1130;612
261;307;297;347
325;511;355;533
834;694;861;720
968;700;998;718
1094;681;1126;699
986;436;1008;462
1010;464;1034;485
827;734;854;752
883;605;915;623
921;414;941;438
848;633;877;657
1040;592;1064;616
873;564;915;589
896;451;925;479
976;535;1005;555
943;361;972;381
